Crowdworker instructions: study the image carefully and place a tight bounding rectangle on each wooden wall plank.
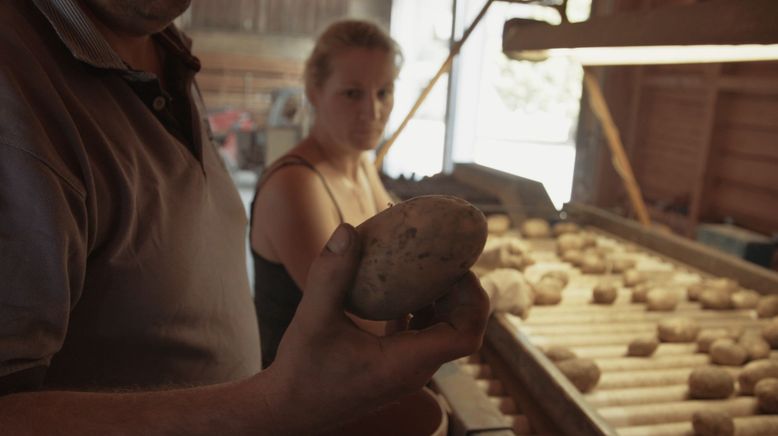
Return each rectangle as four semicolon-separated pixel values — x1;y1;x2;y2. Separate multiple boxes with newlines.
716;154;778;193
710;183;778;234
714;127;778;161
196;74;299;94
716;93;778;129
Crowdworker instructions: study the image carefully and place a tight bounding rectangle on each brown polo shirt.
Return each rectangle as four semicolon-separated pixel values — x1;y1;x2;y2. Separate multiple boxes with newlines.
0;0;261;393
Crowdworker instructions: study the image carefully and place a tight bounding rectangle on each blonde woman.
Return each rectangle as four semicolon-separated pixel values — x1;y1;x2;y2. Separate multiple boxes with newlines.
250;20;402;367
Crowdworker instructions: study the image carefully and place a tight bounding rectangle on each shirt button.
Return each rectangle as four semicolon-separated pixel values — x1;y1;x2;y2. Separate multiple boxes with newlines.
152;96;166;111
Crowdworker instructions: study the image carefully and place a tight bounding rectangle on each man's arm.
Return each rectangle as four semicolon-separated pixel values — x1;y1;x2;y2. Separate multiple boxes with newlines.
0;224;489;435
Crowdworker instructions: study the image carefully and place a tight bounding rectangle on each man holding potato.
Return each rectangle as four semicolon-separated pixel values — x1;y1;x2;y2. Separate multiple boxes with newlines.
0;0;490;434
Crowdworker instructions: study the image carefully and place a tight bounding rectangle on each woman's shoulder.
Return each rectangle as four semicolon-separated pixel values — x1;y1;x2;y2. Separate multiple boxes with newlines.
258;158;326;201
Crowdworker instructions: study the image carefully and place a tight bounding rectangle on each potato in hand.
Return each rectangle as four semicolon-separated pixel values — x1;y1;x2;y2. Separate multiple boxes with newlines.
347;195;488;320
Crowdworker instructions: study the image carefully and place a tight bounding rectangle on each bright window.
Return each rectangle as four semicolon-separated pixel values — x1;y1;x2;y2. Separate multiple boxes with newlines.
386;0;591;210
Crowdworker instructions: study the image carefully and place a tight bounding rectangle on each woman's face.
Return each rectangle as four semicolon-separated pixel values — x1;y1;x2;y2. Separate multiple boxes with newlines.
310;47;396;153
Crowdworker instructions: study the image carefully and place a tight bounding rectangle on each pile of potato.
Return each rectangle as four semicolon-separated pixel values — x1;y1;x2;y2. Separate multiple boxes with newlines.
480;214;778;433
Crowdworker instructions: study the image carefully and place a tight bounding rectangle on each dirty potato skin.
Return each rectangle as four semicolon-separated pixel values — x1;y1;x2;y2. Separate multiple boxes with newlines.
657;317;700;343
544;346;577;362
348;195;488;320
738;359;778;395
692;410;734;436
627;337;659;357
556;358;601;393
755;378;778;413
688;366;735;399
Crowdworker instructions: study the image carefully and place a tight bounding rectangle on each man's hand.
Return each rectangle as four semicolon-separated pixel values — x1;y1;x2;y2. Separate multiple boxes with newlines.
263;224;489;433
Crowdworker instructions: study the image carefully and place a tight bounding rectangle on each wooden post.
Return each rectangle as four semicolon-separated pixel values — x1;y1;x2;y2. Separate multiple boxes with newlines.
375;0;496;169
583;67;652;227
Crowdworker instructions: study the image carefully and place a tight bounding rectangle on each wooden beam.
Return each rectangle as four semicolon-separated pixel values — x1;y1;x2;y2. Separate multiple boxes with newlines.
583;68;652;227
504;0;778;54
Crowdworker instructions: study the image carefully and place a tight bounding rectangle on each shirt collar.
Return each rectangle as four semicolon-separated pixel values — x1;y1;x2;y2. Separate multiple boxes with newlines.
31;0;200;74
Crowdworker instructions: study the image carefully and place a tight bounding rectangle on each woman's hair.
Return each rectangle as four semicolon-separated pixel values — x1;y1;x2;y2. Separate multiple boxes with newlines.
304;19;403;93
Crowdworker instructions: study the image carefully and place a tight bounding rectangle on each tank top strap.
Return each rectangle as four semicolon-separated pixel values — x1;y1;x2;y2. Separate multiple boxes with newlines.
250;154;345;226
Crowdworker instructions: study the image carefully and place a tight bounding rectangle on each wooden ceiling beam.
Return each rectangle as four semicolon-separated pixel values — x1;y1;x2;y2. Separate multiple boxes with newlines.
503;0;778;55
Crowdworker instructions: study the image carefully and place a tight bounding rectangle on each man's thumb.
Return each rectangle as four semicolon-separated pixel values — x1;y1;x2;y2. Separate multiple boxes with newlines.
299;224;362;321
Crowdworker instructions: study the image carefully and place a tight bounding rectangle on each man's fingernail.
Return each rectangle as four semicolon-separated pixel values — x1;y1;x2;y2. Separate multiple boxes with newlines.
326;224;351;254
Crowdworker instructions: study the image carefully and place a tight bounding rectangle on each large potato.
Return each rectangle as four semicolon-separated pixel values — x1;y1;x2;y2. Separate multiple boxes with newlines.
348;195;487;320
688;366;735;399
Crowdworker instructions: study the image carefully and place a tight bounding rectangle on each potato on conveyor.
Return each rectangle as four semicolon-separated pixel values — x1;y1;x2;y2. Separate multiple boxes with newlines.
709;338;747;366
579;232;597;249
761;319;778;348
756;295;778;319
486;213;511;235
622;269;645;287
731;290;760;309
520;218;550;238
561;249;583;266
699;289;733;310
658;317;700;343
708;277;739;293
738;332;771;361
580;254;607;275
626;337;659;357
556;233;584;253
692;410;734;436
697;329;736;353
541;270;569;287
555;358;600;393
552;221;579;236
544;346;576;362
611;257;636;274
348;195;487;320
475;236;529;271
755;378;778;413
592;282;618;305
478;268;533;319
688;366;735;399
738;359;778;395
630;283;651;303
533;280;562;306
686;282;705;302
646;288;680;312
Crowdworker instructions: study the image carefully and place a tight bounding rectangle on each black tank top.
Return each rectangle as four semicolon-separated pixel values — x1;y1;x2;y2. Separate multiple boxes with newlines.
250;154;343;368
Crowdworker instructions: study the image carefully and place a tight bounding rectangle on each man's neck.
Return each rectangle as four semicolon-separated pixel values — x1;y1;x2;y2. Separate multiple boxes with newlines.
77;2;164;76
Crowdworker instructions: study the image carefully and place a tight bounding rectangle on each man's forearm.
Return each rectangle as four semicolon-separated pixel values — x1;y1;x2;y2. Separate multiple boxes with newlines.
0;375;281;435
